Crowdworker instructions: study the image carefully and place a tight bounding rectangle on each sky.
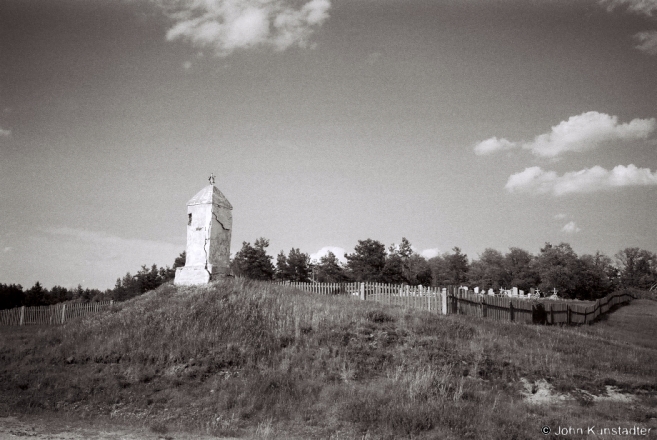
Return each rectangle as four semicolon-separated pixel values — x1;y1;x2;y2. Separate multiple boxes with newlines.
1;0;656;290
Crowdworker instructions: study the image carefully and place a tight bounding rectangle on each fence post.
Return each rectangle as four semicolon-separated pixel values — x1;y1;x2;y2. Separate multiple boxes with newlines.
359;282;366;301
19;306;25;326
441;289;447;315
567;305;571;325
550;304;554;325
482;296;487;318
509;302;514;322
61;304;66;324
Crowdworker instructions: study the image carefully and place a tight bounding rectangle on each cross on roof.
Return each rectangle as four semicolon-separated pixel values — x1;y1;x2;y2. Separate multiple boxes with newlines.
209;173;215;185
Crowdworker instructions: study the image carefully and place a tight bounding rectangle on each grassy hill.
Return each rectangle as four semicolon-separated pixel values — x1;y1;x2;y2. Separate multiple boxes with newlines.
1;279;655;439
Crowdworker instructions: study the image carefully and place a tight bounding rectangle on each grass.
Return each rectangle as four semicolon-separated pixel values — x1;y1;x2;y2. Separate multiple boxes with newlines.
0;278;655;439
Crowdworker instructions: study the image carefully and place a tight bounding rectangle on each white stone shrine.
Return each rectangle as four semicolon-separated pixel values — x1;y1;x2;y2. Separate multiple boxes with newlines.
174;175;232;286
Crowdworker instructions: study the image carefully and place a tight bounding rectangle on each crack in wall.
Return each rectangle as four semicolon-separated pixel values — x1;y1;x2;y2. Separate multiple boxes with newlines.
203;235;212;281
212;209;230;231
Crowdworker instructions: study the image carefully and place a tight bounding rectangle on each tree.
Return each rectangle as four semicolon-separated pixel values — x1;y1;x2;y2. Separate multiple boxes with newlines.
345;239;387;282
275;251;289;281
468;248;507;290
615;247;656;289
160;251;186;282
24;281;47;307
0;283;24;310
445;247;469;285
380;253;407;284
383;237;432;285
50;285;72;304
535;242;580;298
275;248;311;282
285;248;311;282
314;251;349;283
504;247;540;292
576;252;617;299
231;238;275;280
407;253;432;286
134;264;162;293
428;255;449;286
173;251;186;269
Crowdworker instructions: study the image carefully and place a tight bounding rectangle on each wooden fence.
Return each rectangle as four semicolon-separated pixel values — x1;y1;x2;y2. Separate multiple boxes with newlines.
2;283;635;327
0;301;113;326
447;289;636;325
276;281;445;314
280;282;635;326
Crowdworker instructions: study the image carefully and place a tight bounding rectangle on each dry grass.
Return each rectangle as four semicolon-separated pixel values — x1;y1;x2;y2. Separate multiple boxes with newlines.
0;278;655;439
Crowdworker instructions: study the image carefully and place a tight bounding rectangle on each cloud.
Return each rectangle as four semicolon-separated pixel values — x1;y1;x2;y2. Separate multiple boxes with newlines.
635;30;657;54
524;112;655;158
0;127;11;137
3;247;12;253
156;0;331;56
553;213;568;220
561;221;582;234
473;137;517;155
600;0;657;16
505;164;657;196
420;248;441;259
474;112;656;158
182;60;193;70
310;246;346;263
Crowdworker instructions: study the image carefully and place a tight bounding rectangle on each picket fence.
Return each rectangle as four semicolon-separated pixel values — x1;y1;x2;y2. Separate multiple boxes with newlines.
276;281;444;313
280;282;635;326
0;301;113;326
0;283;635;327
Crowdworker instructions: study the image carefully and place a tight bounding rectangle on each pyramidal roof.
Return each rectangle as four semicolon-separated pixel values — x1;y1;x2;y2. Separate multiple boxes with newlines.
187;185;233;209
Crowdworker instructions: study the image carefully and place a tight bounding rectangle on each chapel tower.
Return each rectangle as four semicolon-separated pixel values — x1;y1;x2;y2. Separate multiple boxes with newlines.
174;175;232;285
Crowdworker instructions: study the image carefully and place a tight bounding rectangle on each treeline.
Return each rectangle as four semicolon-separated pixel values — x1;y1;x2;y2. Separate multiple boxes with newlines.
0;253;186;310
231;238;657;300
2;239;655;309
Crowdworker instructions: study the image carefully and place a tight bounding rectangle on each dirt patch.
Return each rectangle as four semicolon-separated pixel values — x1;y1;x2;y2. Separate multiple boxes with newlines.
520;378;636;405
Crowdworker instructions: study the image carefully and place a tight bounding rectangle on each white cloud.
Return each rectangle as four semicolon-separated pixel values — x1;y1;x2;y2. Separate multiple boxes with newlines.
0;127;11;137
553;213;568;220
473;112;656;158
3;246;12;253
635;30;657;55
310;246;346;263
156;0;331;56
600;0;657;16
523;112;656;158
420;248;441;259
505;164;657;196
561;221;582;234
473;137;517;155
182;60;193;69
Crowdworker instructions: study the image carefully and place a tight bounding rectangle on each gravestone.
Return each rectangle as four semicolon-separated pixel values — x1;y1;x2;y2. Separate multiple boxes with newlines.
174;175;232;286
